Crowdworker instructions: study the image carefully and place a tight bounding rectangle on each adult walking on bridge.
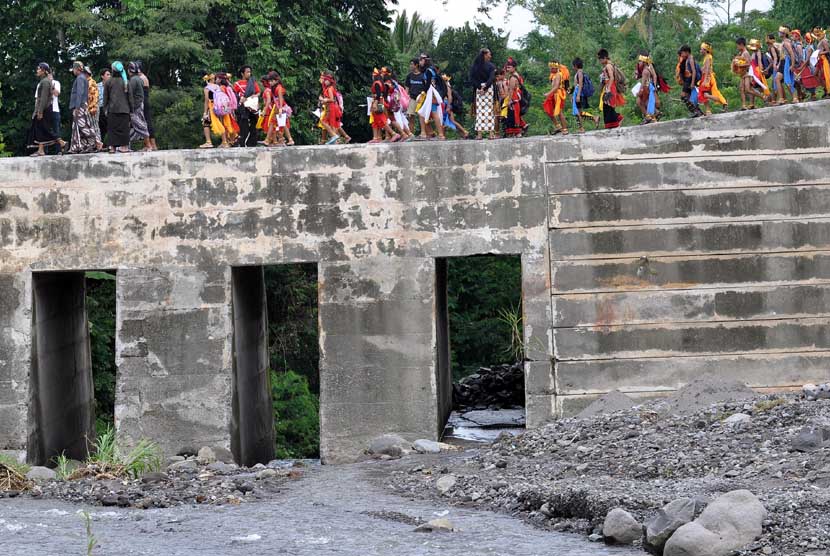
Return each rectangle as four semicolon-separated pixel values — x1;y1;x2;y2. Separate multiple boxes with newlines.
103;61;131;153
128;62;152;151
27;63;65;157
233;65;260;147
469;48;497;140
67;61;98;154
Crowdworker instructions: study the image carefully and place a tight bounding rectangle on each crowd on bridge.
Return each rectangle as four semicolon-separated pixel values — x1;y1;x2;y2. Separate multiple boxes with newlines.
26;25;830;155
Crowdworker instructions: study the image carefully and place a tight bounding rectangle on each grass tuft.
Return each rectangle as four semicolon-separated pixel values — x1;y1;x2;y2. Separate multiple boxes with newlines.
81;426;163;479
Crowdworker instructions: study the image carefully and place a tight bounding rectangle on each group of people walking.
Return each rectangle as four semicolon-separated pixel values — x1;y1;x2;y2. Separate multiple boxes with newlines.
28;60;156;156
25;24;830;155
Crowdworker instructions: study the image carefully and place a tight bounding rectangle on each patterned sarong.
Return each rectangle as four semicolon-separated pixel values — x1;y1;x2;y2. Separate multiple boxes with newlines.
130;99;150;141
474;87;495;132
68;107;98;154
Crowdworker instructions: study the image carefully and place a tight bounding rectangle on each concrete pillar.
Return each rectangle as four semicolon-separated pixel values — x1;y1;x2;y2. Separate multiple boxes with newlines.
434;259;452;433
230;266;275;466
522;249;556;427
318;256;444;463
115;267;233;455
28;272;95;465
0;272;31;459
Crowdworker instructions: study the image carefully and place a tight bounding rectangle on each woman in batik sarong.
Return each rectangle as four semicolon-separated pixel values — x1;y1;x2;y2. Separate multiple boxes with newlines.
127;62;152;151
103;61;131;153
469;48;497;140
67;60;98;154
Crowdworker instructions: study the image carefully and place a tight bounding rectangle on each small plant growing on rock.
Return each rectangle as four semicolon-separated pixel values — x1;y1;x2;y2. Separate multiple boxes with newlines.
53;452;71;480
80;510;97;555
83;427;163;479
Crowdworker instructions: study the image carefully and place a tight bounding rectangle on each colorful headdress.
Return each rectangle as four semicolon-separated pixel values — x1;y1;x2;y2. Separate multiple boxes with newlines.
505;57;517;68
637;54;652;64
320;71;335;85
779;25;790;36
380;67;392;77
791;29;802;41
805;32;814;44
548;61;560;71
372;67;380;77
112;61;128;83
700;42;712;54
202;73;215;82
813;27;826;39
748;38;762;51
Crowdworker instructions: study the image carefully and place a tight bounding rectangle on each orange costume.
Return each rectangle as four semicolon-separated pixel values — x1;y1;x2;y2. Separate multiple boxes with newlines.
322;74;342;129
698;44;727;106
542;62;569;118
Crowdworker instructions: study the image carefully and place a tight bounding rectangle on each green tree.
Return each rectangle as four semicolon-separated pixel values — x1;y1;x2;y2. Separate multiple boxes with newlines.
773;0;830;30
270;370;319;459
390;10;437;72
85;271;117;435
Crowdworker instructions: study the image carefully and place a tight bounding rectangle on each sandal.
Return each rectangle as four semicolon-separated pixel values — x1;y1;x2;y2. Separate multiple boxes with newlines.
199;142;214;149
286;141;295;146
29;152;44;157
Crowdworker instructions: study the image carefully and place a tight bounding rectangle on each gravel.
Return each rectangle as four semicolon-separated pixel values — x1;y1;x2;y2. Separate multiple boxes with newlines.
386;390;830;555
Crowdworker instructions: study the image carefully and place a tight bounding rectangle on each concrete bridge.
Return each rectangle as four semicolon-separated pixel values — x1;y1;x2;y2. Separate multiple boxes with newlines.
2;101;829;465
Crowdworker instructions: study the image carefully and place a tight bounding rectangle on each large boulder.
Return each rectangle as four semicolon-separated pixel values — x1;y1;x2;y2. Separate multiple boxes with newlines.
602;508;642;544
367;434;411;458
791;420;830;452
664;490;766;556
644;498;696;555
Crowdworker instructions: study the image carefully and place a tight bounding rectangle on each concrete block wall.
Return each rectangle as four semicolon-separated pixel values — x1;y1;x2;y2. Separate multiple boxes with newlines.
546;101;830;414
1;100;828;462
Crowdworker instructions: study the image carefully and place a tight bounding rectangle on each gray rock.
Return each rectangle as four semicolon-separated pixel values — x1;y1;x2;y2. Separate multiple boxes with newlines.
211;446;235;464
414;518;455;532
791;420;830;452
140;471;169;484
197;446;216;465
645;498;696;554
664;490;766;556
25;466;56;481
436;474;457;494
255;468;278;480
207;462;232;473
167;459;198;472
413;439;441;454
602;507;642;544
723;413;751;428
367;434;411;458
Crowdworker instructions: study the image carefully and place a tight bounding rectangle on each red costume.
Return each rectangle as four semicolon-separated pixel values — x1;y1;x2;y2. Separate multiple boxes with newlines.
370;78;388;129
323;80;342;129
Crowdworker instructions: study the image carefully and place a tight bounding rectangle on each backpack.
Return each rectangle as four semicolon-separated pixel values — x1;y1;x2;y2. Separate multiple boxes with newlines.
396;81;411;110
519;82;531;115
208;84;233;116
428;67;447;98
581;73;595;98
612;64;627;89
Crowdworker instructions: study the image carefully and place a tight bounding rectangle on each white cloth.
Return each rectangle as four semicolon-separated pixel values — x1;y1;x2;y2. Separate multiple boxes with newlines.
631;82;642;97
417;85;442;122
52;80;61;113
811;50;820;70
366;96;374;116
394;111;409;131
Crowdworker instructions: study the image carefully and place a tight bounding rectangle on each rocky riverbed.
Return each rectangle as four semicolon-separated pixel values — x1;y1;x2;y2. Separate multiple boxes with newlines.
385;378;830;556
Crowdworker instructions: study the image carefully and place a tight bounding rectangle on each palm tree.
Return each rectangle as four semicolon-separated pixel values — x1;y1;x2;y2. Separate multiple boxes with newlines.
620;0;702;48
390;10;436;60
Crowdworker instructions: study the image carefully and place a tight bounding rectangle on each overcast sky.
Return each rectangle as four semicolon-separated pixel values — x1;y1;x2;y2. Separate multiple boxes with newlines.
392;0;775;47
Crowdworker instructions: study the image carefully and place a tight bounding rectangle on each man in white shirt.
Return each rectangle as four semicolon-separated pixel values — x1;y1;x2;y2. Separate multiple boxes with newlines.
50;79;61;153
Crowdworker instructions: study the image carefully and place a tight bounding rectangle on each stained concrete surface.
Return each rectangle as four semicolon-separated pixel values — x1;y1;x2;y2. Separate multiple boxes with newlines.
0;463;639;556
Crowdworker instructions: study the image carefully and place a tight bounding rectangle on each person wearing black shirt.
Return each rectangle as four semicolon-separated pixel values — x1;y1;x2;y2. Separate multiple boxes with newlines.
418;53;445;140
469;48;497;139
404;58;426;133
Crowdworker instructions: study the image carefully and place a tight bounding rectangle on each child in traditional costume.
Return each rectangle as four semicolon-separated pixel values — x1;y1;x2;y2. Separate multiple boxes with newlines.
258;75;277;146
634;54;658;124
384;68;413;141
814;27;830;98
698;42;728;115
796;31;819;100
676;45;704;118
598;49;625;129
320;72;350;145
442;73;469;139
748;38;771;107
543;61;568;134
774;26;800;104
571;58;599;133
734;38;770;109
503;58;526;137
270;72;295;146
369;68;400;143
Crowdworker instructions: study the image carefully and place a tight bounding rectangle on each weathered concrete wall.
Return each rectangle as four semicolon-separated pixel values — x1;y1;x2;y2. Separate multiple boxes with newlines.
0;100;828;462
546;101;830;414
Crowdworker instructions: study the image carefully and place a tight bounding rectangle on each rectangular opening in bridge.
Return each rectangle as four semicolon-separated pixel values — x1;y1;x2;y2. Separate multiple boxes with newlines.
231;264;320;465
436;255;526;443
28;270;116;466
